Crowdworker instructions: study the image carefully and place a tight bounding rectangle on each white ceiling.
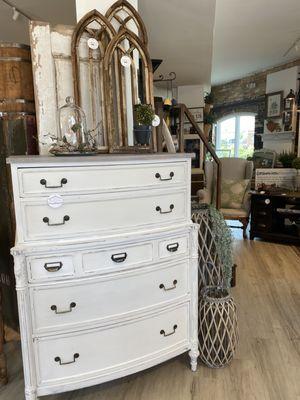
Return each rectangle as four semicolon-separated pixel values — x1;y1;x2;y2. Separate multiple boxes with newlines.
0;0;76;44
212;0;300;85
1;0;300;87
139;0;216;86
0;0;216;87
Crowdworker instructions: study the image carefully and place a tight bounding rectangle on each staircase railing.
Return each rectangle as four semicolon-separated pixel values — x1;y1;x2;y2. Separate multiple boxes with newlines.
174;103;222;209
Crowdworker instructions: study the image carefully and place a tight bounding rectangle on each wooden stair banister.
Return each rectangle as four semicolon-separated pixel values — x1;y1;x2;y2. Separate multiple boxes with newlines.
174;104;222;209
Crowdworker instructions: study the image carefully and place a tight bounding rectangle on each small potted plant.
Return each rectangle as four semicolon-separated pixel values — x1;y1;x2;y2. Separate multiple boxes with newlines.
204;92;214;114
292;157;300;190
134;103;155;145
278;151;296;168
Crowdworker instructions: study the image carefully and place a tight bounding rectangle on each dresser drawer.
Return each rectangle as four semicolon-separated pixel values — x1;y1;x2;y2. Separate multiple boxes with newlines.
82;241;153;274
28;255;75;282
31;262;189;334
20;189;188;242
18;163;187;197
159;235;188;260
35;303;189;385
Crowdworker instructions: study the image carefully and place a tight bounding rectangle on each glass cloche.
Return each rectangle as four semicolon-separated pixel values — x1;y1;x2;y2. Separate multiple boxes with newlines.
58;96;88;149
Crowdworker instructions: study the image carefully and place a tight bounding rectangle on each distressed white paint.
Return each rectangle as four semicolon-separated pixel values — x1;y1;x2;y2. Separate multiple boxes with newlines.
8;154;198;399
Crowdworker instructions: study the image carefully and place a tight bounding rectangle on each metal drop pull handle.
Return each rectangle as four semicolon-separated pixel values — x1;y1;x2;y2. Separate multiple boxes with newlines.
111;252;127;263
166;242;179;252
258;211;267;216
43;215;70;226
155;172;174;181
156;204;174;214
54;353;79;365
160;324;178;337
159;280;177;291
44;261;63;272
40;178;67;188
51;302;76;314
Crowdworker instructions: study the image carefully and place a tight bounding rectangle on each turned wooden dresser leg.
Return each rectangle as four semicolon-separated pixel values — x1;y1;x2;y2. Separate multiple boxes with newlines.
189;348;199;372
240;218;249;239
0;287;8;386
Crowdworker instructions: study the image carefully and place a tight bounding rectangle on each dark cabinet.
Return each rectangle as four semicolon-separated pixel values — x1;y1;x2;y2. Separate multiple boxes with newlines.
250;192;300;244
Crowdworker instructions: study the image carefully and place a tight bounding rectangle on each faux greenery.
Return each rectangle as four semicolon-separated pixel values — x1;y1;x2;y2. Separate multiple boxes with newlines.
208;205;233;288
134;104;155;126
292;157;300;169
278;151;296;168
204;92;214;105
204;113;216;125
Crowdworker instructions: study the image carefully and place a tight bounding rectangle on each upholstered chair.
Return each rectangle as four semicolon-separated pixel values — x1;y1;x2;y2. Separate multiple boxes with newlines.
198;158;254;238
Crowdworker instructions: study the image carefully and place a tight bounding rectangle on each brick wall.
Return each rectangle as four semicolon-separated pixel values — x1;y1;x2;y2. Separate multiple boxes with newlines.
212;58;300;107
211;59;300;150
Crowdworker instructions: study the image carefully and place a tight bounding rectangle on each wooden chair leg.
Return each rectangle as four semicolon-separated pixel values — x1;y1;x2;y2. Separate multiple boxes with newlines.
0;288;8;386
240;218;249;239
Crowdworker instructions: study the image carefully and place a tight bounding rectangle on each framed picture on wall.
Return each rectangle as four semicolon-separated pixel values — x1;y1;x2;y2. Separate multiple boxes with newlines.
265;91;283;118
184;107;204;124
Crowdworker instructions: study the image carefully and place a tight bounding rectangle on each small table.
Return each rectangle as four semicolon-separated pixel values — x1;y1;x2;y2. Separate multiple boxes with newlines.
250;191;300;243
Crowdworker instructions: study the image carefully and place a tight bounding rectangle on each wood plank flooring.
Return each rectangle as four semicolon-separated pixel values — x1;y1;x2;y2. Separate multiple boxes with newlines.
0;234;299;400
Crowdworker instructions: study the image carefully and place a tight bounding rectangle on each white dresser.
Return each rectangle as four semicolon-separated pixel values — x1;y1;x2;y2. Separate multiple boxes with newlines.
8;154;199;400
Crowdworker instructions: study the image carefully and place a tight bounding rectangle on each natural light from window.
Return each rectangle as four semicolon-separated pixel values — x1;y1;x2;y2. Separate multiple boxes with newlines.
215;114;255;159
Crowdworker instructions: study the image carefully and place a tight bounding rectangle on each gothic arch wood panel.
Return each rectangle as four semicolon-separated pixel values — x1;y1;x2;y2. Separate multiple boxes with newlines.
71;9;116;149
105;0;148;45
103;28;155;153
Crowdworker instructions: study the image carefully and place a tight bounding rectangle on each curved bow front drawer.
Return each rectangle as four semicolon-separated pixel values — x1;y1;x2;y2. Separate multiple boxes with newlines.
18;163;187;197
20;189;188;242
35;303;189;386
31;261;189;334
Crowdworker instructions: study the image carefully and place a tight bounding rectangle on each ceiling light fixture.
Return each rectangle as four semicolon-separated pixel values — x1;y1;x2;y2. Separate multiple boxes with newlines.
12;6;19;21
1;0;32;21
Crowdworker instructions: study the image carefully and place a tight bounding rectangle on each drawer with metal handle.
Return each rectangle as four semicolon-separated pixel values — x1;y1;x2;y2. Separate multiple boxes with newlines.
159;235;189;260
83;241;153;274
28;255;75;282
18;162;187;197
30;261;189;335
19;188;188;242
34;303;189;386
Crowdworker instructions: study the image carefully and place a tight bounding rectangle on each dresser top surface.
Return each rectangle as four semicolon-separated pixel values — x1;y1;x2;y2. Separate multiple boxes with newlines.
7;153;193;167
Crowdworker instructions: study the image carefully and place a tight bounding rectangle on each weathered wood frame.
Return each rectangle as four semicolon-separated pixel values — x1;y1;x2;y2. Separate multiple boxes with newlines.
71;10;116;151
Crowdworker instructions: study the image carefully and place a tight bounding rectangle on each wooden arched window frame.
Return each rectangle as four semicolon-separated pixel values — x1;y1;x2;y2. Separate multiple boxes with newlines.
71;10;116;150
105;0;148;45
103;28;155;153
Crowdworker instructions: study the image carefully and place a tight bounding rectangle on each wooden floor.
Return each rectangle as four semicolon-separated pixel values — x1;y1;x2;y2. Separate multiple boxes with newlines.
1;231;300;400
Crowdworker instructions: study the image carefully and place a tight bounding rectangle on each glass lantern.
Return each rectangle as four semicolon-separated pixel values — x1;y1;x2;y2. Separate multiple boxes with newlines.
58;96;87;149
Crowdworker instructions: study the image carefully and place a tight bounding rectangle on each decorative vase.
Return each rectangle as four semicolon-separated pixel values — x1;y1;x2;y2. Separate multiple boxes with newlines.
134;125;152;145
198;286;238;368
266;120;277;132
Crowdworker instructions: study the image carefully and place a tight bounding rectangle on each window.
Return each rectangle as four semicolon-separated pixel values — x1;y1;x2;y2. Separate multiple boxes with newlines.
215;114;255;158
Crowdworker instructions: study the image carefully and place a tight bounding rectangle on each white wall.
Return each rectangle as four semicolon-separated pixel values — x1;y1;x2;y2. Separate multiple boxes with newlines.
177;85;205;107
266;66;300;96
264;66;300;153
76;0;137;20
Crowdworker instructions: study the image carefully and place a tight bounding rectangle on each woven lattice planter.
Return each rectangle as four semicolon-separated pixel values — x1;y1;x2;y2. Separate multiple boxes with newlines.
191;205;223;289
198;286;238;368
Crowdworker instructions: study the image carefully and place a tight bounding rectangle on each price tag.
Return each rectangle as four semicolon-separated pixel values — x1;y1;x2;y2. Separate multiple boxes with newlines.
152;115;161;127
87;38;99;50
121;55;131;68
47;195;64;209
